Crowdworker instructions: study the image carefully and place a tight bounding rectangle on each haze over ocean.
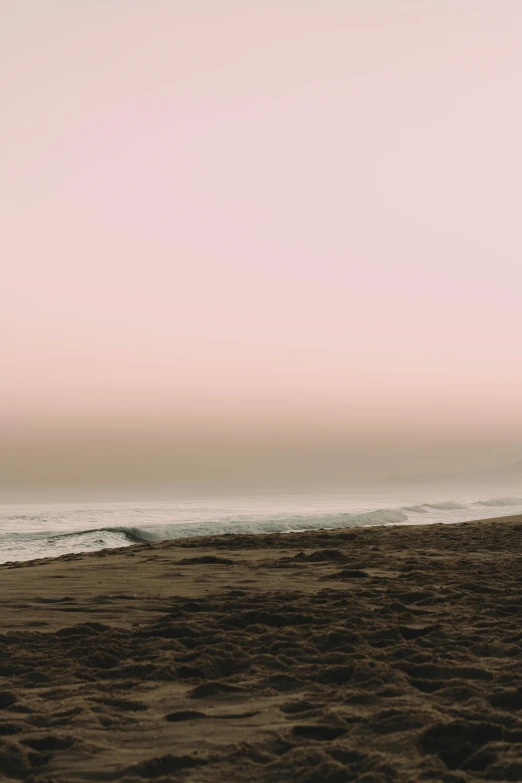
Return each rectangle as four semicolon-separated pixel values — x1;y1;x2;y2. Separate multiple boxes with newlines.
2;1;522;518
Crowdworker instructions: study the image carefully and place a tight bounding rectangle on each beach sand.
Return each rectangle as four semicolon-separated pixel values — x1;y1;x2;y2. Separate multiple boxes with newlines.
1;516;522;782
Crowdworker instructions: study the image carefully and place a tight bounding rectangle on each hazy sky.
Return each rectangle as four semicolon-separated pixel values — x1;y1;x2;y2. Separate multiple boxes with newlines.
2;1;522;489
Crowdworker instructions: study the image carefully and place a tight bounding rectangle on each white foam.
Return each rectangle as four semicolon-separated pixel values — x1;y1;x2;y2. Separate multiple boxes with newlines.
424;501;467;510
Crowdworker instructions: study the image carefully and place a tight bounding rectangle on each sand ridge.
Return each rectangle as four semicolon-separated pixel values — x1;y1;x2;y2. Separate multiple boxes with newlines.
1;516;522;781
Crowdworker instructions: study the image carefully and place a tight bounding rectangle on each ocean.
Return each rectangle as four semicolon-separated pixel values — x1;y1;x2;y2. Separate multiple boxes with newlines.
1;489;522;564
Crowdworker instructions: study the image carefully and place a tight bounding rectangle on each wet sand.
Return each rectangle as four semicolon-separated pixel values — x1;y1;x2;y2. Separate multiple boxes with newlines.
1;515;522;782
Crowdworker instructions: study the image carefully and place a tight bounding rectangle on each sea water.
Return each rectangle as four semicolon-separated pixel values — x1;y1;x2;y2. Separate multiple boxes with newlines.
1;490;522;564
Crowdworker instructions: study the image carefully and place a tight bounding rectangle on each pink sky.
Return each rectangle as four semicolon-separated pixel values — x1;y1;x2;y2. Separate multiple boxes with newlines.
2;1;522;481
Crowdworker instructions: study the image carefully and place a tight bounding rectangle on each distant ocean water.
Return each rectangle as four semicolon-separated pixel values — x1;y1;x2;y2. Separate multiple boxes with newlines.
1;490;522;564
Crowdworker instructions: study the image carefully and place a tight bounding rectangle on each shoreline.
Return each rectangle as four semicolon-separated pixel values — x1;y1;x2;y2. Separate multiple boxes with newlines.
1;513;522;781
4;493;522;566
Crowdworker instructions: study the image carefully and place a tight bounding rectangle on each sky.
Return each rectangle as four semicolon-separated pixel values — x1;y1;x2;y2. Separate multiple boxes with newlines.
2;1;522;493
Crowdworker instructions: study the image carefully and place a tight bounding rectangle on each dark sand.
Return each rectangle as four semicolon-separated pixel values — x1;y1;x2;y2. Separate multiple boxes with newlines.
1;515;522;782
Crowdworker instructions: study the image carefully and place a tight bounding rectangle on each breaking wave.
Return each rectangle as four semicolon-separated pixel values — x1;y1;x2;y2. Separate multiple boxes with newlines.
113;508;409;544
472;497;522;507
2;493;522;564
84;495;522;547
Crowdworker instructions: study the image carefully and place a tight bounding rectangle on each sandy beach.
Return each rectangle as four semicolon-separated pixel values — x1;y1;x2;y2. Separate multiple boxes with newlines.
1;515;522;782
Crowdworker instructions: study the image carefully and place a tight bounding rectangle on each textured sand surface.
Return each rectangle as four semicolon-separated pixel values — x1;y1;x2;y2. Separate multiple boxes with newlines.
1;516;522;782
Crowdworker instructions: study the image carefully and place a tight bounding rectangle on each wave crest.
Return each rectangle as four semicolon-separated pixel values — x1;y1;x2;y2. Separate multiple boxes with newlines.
473;497;522;507
114;508;409;544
